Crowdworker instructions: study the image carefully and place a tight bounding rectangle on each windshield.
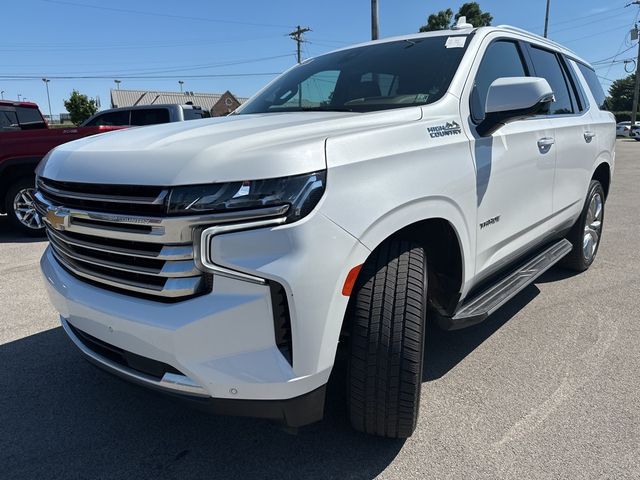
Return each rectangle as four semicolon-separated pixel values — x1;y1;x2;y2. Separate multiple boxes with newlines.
239;35;469;114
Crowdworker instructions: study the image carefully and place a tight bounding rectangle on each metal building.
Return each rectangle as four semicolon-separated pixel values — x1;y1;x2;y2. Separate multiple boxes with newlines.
110;89;248;115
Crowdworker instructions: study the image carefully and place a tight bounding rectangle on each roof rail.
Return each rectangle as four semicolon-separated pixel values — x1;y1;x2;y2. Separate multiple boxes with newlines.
495;25;579;57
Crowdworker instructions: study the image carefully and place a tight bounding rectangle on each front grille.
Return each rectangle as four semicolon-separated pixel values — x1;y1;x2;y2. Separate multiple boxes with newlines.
36;178;211;301
37;177;167;215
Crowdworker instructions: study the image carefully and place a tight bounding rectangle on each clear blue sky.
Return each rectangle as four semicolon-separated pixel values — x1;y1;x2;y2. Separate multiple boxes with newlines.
2;0;638;115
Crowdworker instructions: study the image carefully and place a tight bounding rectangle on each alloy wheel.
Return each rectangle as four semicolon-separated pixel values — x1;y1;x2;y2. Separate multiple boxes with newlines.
582;192;603;261
12;188;43;230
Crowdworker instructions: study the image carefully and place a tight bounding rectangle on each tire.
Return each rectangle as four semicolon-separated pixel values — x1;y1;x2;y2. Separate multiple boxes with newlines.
347;238;427;438
4;176;45;236
561;180;605;272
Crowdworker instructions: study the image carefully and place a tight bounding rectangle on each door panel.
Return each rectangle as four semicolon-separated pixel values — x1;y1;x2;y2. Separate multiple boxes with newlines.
462;37;557;280
550;113;596;214
472;118;555;277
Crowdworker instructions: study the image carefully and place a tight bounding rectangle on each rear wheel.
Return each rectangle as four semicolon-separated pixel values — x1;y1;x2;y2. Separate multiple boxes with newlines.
561;180;605;272
4;177;45;236
347;238;427;438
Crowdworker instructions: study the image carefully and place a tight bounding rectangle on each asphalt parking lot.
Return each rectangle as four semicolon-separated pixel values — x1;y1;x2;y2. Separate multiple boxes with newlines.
1;139;639;479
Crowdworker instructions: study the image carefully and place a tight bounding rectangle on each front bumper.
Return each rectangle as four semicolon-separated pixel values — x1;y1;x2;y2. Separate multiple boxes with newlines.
61;316;326;427
41;211;369;423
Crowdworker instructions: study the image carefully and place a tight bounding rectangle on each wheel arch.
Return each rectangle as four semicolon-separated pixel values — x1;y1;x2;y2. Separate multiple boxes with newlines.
340;204;472;339
0;157;41;212
591;160;611;199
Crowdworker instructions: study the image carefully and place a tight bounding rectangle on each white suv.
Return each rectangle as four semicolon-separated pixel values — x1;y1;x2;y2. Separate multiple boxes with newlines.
36;23;615;438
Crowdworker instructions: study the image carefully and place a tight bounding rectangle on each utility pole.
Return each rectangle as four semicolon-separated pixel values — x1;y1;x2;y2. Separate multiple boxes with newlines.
42;78;52;121
631;24;640;125
371;0;379;40
630;1;640;125
543;0;551;38
289;25;311;108
114;79;121;90
0;91;4;100
178;80;184;92
289;25;311;64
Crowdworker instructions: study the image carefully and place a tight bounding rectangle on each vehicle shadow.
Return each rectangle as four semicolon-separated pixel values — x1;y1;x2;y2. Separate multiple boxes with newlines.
1;270;560;479
0;328;404;480
0;216;45;244
424;283;540;381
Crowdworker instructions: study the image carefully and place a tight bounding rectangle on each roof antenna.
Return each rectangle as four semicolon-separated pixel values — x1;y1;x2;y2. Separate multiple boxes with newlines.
452;16;473;30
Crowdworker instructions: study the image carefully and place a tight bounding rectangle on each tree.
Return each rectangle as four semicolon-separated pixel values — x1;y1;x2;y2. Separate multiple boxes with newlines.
419;8;453;32
63;90;97;125
607;73;636;112
456;2;493;27
419;2;492;32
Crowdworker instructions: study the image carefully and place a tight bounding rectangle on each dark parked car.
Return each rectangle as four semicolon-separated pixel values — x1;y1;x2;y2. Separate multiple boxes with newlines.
81;104;210;127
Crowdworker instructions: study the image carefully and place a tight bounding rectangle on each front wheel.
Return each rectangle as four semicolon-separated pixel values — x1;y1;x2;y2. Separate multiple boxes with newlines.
346;239;427;438
561;180;605;272
4;177;45;236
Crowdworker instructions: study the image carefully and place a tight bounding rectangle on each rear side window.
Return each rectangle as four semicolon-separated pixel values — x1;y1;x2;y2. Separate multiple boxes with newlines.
182;108;209;120
130;108;170;126
577;63;607;110
85;110;130;126
16;106;46;129
472;41;528;122
528;46;574;115
0;110;19;131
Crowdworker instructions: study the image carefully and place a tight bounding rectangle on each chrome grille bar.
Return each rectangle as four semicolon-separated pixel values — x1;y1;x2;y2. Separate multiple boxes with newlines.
37;178;287;300
50;248;204;298
46;227;193;260
37;177;168;205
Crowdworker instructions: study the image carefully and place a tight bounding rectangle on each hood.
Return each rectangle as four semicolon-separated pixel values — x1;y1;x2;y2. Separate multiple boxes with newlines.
37;109;421;186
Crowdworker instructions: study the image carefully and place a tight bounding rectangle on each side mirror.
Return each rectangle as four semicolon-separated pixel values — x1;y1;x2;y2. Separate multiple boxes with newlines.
477;77;554;136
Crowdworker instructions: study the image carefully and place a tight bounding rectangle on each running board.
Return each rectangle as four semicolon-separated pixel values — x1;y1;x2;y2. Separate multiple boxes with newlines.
439;239;572;330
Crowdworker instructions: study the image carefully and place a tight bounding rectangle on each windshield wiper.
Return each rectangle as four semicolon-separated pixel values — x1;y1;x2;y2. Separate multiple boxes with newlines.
297;107;357;113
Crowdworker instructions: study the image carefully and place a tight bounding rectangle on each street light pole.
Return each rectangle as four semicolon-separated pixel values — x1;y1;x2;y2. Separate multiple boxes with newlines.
0;91;4;100
543;0;551;38
371;0;379;40
42;78;52;121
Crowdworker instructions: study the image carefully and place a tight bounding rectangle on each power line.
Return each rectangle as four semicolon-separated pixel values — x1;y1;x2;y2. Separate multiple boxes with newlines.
591;44;637;64
523;5;626;32
1;54;294;77
549;10;629;35
0;34;285;52
562;22;634;44
0;73;282;80
39;0;293;28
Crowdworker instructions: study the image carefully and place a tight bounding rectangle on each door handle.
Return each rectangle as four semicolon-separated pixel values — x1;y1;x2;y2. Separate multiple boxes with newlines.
584;131;596;143
537;137;555;153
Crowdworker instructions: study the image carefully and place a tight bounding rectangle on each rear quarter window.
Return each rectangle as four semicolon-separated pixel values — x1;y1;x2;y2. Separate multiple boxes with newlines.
131;108;170;126
577;63;607;110
182;108;209;120
0;110;20;131
16;106;46;129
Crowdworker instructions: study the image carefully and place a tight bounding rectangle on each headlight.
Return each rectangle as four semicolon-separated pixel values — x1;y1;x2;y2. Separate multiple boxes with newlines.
167;171;326;223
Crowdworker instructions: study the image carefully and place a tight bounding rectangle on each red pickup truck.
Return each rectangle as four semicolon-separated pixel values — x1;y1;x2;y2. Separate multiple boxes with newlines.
1;100;124;234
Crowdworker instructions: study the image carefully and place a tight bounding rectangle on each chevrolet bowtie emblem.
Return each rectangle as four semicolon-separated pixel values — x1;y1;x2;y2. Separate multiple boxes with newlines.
46;207;70;230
